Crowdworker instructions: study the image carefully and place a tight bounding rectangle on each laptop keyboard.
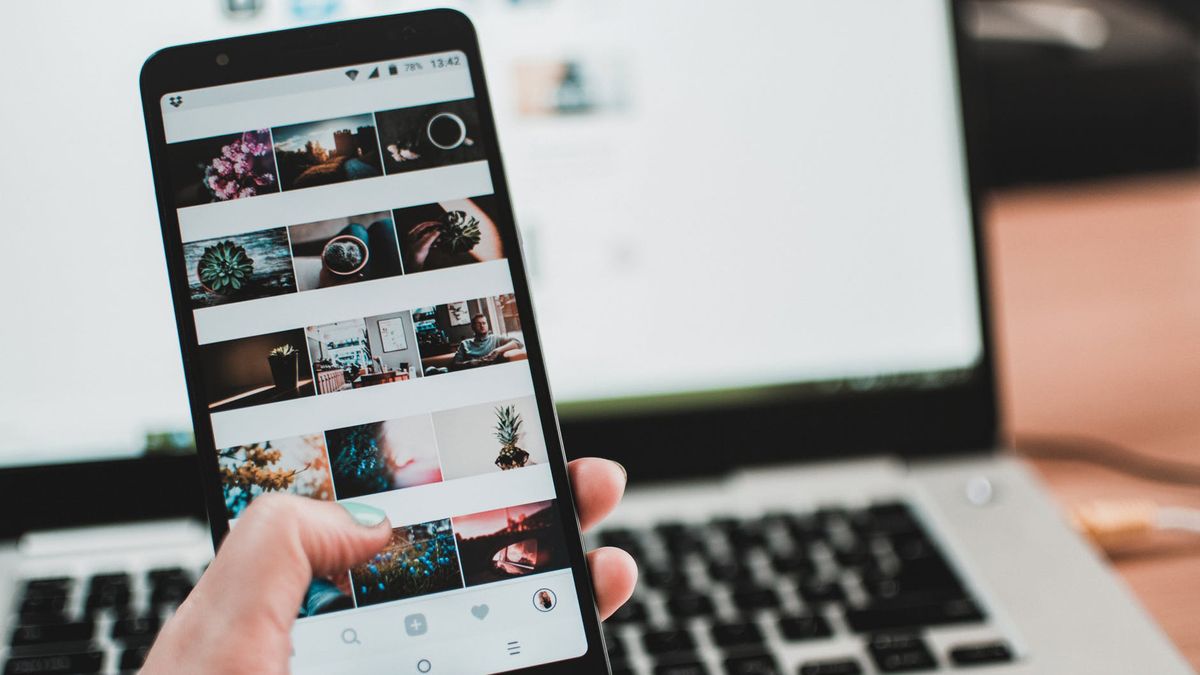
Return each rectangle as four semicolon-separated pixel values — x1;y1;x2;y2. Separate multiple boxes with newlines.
5;502;1013;674
593;502;1015;674
4;567;196;674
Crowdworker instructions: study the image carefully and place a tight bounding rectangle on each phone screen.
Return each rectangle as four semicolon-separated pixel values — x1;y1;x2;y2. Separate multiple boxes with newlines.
154;47;591;673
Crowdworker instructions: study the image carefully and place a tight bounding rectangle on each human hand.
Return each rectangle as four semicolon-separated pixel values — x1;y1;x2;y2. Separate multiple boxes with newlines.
405;220;443;271
141;458;635;675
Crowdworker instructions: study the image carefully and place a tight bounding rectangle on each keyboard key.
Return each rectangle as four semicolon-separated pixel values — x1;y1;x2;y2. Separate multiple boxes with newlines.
948;642;1014;666
643;628;696;655
867;633;937;673
777;614;832;641
815;507;850;529
85;574;131;613
798;579;844;605
708;559;755;583
23;578;72;594
597;529;646;559
769;550;813;576
844;596;984;633
646;564;692;591
147;567;190;583
890;533;938;563
608;599;648;624
723;652;781;674
112;614;161;643
785;514;823;544
120;644;152;671
10;621;94;648
655;523;705;555
862;559;962;598
710;621;763;648
3;651;103;675
150;579;193;607
654;661;709;675
715;519;767;550
833;542;872;568
866;503;920;530
18;596;68;623
604;632;625;660
731;585;779;611
799;659;863;675
667;591;715;618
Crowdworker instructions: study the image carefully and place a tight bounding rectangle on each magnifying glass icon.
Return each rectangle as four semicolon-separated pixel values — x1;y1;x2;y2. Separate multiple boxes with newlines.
341;628;361;645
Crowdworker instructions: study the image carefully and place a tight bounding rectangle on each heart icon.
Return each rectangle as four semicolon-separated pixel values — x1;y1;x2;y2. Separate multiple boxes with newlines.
471;604;489;620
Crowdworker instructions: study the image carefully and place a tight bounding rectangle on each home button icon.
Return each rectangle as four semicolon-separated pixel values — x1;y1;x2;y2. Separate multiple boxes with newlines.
416;658;432;673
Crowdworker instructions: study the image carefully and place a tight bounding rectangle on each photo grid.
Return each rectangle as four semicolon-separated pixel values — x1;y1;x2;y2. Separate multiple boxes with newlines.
196;294;522;412
174;95;562;620
217;394;565;617
180;195;505;312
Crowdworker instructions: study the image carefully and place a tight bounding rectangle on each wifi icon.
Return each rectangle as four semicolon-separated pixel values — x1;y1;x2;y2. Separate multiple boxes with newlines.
345;69;359;81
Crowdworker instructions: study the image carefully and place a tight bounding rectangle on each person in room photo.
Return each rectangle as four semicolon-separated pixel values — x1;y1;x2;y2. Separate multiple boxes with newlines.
455;313;524;369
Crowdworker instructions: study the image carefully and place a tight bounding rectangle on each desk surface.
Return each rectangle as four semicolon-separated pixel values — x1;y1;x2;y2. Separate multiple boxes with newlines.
988;173;1200;668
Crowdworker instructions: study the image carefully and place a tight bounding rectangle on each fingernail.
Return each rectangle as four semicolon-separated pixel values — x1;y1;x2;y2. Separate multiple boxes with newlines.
614;461;628;481
341;502;388;527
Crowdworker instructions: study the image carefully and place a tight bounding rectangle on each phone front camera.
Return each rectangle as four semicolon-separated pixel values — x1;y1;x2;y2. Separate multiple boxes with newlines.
216;53;230;66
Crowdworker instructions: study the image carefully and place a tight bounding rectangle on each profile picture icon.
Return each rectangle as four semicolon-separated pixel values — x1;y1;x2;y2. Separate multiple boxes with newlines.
533;588;557;612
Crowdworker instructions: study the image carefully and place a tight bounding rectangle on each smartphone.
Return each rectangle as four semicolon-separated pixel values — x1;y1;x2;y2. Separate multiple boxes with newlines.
140;10;608;673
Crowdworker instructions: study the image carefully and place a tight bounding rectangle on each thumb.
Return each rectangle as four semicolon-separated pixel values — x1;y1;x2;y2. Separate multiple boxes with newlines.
145;495;390;674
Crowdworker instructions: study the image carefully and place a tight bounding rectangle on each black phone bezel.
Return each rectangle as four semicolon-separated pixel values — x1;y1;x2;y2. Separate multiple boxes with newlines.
139;10;609;673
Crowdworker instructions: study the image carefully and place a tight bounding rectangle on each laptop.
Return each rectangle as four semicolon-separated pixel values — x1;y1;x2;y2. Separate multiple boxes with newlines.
0;1;1191;674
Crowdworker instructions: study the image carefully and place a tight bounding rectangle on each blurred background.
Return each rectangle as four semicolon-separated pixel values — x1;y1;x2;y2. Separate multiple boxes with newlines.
1;0;1199;663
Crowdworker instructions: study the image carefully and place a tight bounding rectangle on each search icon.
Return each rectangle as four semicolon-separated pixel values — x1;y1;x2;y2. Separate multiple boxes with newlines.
341;628;361;645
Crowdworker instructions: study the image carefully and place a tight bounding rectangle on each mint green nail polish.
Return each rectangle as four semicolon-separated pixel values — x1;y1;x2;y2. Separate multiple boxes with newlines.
341;502;387;527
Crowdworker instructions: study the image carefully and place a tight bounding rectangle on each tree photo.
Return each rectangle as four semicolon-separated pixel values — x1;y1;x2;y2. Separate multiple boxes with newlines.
218;433;335;518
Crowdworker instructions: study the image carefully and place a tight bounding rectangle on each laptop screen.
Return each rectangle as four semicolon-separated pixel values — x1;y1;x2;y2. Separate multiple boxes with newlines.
0;0;980;467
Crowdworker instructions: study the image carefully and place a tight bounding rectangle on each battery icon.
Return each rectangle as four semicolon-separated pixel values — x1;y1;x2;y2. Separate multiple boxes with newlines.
388;63;398;76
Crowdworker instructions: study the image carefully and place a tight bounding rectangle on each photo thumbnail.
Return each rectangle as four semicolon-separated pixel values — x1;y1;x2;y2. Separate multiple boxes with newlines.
299;573;355;618
167;129;279;208
350;519;463;607
433;395;548;480
198;328;315;413
288;211;402;291
306;310;421;394
272;113;382;191
324;415;442;499
452;500;569;587
218;433;333;519
394;196;506;274
182;228;297;308
414;294;526;376
376;99;487;175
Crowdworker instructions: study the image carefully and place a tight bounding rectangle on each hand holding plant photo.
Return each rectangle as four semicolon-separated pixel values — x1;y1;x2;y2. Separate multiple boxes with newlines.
435;210;482;255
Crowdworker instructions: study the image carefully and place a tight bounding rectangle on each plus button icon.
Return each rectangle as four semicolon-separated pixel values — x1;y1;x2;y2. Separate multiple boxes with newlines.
404;613;429;636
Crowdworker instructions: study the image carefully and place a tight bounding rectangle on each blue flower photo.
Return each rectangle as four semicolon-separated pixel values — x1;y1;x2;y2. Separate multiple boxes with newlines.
349;518;463;606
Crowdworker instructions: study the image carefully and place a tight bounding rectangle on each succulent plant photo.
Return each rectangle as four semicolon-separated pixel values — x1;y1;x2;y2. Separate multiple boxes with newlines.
197;241;255;294
435;210;482;255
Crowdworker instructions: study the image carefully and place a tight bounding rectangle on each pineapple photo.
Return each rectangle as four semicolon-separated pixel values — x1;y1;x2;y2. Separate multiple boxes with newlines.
493;405;531;470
